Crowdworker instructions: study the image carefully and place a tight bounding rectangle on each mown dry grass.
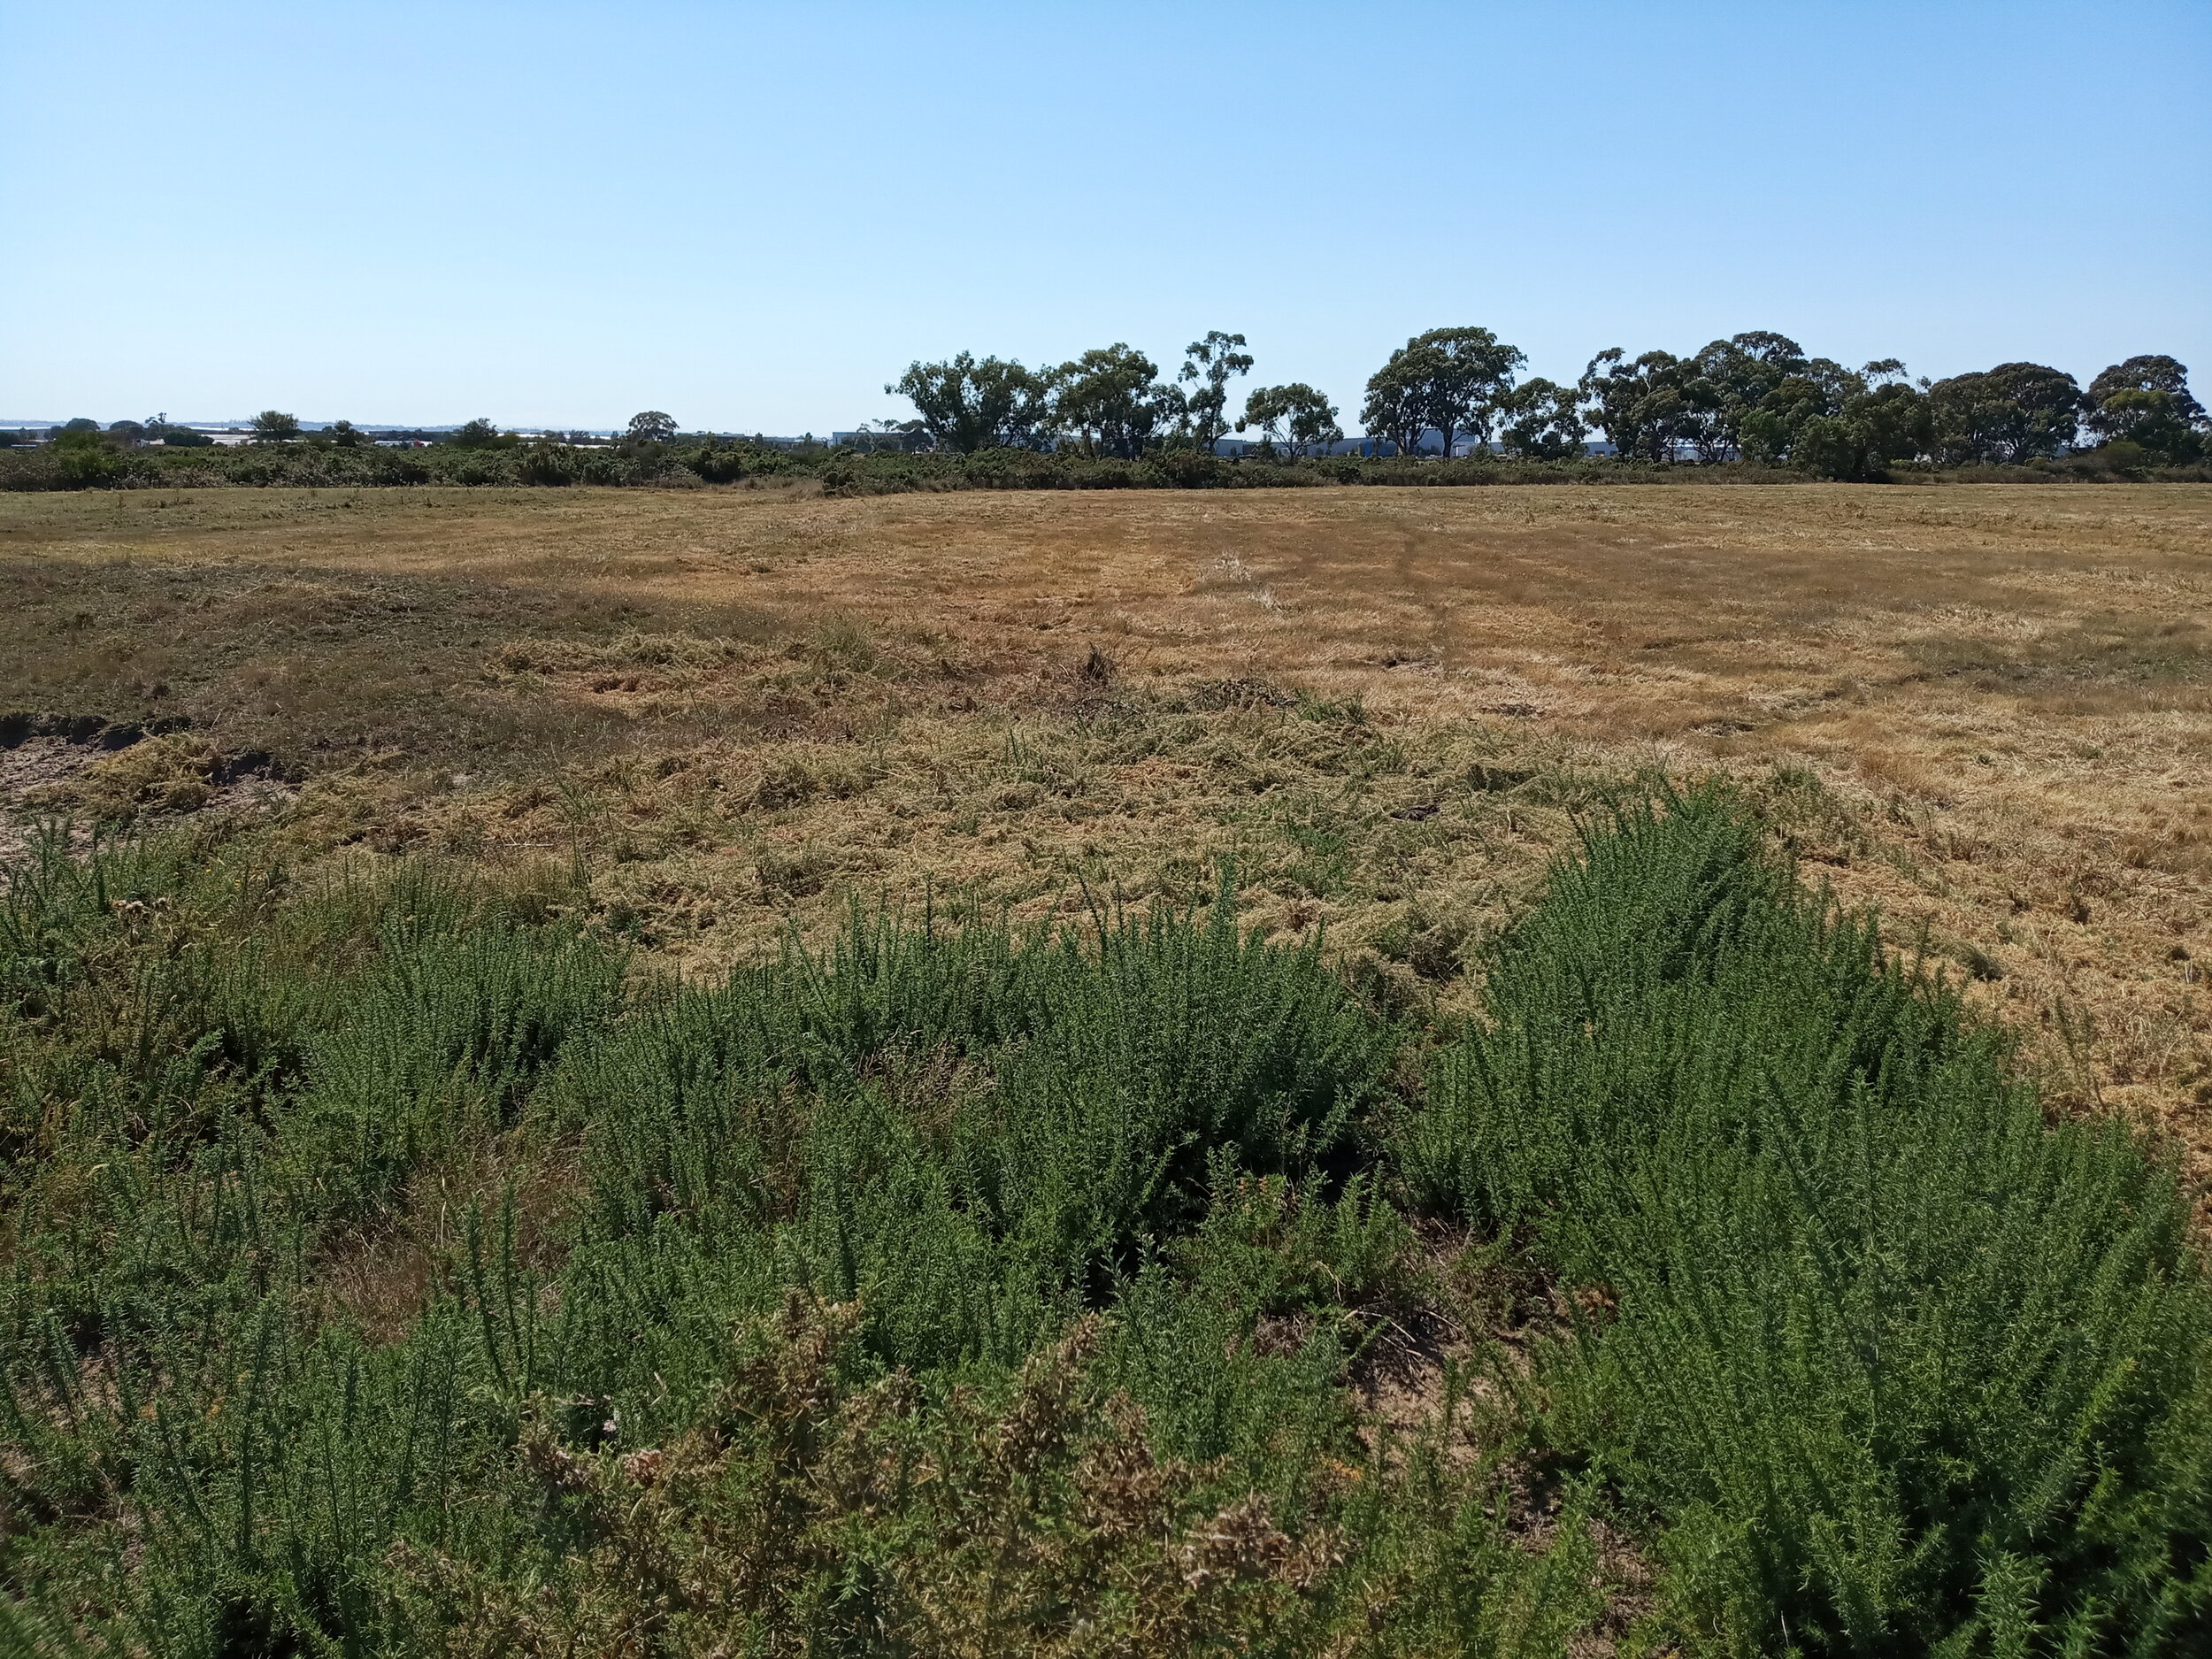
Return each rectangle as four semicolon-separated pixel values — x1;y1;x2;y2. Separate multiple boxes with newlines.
4;482;2209;1185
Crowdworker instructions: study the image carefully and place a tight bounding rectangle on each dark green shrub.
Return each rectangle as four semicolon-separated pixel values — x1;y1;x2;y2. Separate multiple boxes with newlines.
550;890;1401;1386
1402;788;2212;1655
7;810;2206;1654
50;430;126;488
1148;449;1225;488
516;444;578;485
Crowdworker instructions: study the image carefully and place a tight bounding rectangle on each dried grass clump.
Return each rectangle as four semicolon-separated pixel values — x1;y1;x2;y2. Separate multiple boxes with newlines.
488;630;752;675
26;732;217;819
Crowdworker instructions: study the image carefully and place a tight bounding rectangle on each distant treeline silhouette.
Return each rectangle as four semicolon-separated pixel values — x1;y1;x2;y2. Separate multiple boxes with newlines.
882;330;2207;478
6;329;2203;492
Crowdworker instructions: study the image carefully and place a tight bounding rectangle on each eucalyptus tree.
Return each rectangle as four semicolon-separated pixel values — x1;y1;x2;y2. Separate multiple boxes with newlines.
452;418;507;449
1690;331;1809;459
1179;332;1255;452
2088;355;2203;428
1239;383;1341;454
1051;344;1184;458
1577;349;1717;463
1358;355;1429;455
1362;326;1525;457
1422;326;1525;452
2085;356;2205;462
1735;357;1863;465
1496;379;1587;460
889;353;1052;452
1792;380;1934;480
1927;364;2084;464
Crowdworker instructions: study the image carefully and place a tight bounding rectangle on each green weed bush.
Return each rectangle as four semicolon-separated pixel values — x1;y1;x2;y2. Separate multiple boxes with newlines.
552;890;1398;1389
1;846;1536;1654
1402;789;2212;1654
2;804;2204;1654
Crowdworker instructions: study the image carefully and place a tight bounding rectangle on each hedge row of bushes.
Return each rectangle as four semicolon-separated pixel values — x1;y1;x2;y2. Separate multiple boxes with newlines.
5;439;2205;495
0;442;671;492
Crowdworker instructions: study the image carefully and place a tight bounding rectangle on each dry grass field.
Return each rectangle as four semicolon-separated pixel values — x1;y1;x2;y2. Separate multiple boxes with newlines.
4;480;2210;1178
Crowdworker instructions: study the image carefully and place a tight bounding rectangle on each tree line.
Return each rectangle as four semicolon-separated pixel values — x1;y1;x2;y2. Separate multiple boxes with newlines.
12;336;2203;493
1;416;217;450
886;334;1277;461
887;331;2208;478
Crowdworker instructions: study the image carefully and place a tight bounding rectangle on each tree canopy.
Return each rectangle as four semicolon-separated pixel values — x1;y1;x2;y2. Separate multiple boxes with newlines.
1356;357;1428;456
2085;356;2206;463
1496;379;1586;460
889;354;1051;453
451;418;511;449
1240;383;1340;453
1578;349;1715;463
2087;355;2203;425
1179;332;1255;453
1736;359;1864;466
1362;327;1525;457
1687;333;1809;459
1051;344;1184;458
824;327;2200;477
1927;364;2084;465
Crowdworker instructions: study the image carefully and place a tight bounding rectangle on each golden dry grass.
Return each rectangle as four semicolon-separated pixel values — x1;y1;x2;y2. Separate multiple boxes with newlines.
4;481;2209;1186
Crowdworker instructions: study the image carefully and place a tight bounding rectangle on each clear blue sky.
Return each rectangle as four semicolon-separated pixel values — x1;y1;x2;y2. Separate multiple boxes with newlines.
4;1;2206;433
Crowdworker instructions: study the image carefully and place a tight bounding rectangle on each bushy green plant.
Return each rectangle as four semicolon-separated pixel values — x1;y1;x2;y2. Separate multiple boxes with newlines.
48;429;126;488
1402;787;2212;1655
5;808;2205;1654
551;888;1400;1383
2;842;1469;1650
